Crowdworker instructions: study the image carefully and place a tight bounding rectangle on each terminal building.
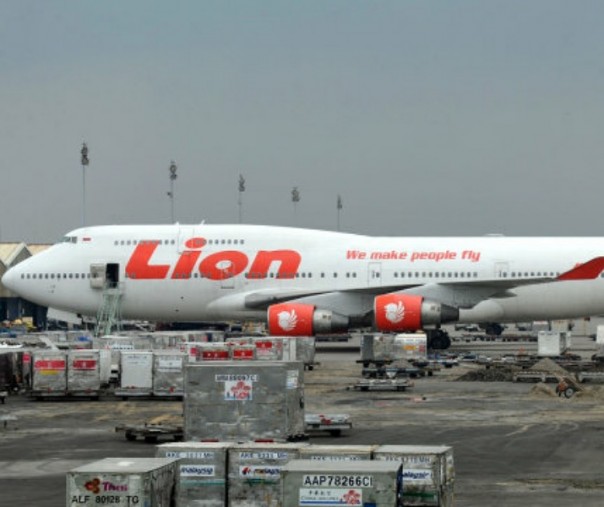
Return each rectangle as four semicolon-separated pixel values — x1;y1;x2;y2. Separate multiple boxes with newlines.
1;242;51;328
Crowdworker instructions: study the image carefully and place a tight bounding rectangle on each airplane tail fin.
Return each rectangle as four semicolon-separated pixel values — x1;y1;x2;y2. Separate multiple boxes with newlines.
557;257;604;281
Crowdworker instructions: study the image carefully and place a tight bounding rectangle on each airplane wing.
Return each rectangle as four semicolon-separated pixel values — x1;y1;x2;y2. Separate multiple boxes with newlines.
235;256;604;318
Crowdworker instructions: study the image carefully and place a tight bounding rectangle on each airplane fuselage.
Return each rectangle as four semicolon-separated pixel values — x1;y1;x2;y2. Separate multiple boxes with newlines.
4;224;604;329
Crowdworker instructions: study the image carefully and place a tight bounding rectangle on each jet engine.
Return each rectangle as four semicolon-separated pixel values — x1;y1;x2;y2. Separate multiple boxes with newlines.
267;303;349;336
374;294;459;332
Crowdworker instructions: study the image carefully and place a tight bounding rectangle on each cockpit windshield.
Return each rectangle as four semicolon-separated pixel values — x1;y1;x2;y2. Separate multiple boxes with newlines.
61;236;77;244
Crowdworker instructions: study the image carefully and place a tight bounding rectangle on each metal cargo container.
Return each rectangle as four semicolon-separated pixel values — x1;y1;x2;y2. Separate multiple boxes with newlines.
228;442;308;507
93;335;151;364
282;459;402;507
183;329;225;343
196;343;230;361
98;349;112;386
395;333;427;361
361;333;427;365
184;361;305;442
294;337;316;367
152;350;186;397
299;444;375;462
66;457;177;507
252;337;284;361
156;441;234;507
373;445;455;506
150;331;190;350
115;351;153;398
31;349;68;397
0;349;20;391
597;325;604;345
67;350;102;398
181;342;208;363
538;331;571;357
253;337;315;367
230;344;256;360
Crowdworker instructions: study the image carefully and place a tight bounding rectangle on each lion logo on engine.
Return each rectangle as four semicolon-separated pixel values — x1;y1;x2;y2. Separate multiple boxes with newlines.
277;310;298;331
384;301;405;324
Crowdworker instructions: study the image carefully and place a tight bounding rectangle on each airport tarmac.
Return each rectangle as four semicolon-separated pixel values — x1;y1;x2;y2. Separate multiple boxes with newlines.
2;336;604;506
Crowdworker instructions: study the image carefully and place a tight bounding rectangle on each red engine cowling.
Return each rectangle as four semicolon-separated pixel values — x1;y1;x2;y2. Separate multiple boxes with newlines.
267;303;349;336
374;294;459;332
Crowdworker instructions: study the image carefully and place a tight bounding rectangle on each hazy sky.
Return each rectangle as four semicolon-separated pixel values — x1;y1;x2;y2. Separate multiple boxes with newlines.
2;1;604;242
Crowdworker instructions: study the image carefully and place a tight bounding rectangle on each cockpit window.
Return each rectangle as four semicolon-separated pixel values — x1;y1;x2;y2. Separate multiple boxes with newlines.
62;236;77;244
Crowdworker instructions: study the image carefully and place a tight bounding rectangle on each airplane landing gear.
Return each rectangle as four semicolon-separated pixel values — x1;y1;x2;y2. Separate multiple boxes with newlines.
484;323;505;336
427;329;451;350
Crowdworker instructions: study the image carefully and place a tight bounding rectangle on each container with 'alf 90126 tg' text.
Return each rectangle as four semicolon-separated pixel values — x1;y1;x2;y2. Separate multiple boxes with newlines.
66;457;177;507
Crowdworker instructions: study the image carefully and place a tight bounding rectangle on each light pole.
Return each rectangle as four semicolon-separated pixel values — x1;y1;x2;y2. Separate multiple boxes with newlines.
337;194;343;231
238;174;246;223
291;186;300;225
80;142;89;226
167;161;177;223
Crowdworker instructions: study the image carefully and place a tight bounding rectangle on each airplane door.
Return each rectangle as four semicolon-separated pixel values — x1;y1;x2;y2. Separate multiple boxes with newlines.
368;262;382;286
89;263;119;289
106;263;120;288
494;262;509;279
90;264;105;289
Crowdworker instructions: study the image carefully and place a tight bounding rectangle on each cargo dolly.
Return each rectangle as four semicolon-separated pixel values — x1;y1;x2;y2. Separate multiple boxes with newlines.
304;413;352;436
577;371;604;383
116;412;352;443
115;422;184;443
512;372;561;383
350;378;413;392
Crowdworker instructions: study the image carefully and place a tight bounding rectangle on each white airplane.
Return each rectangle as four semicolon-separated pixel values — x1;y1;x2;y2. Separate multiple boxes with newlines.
3;224;604;349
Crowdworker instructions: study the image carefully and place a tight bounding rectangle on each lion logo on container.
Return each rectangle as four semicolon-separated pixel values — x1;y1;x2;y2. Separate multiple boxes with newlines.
277;310;298;332
384;301;405;324
228;380;252;400
342;489;361;505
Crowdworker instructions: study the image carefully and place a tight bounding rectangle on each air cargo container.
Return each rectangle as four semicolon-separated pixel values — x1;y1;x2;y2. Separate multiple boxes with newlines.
195;343;231;361
361;333;427;365
537;331;571;357
252;337;284;360
373;445;455;506
152;350;186;397
115;351;153;398
184;361;305;442
181;342;208;363
66;457;177;507
0;349;21;392
282;459;403;507
156;441;234;507
93;335;148;364
228;442;308;507
31;349;67;398
230;344;256;360
294;336;316;368
299;444;375;462
597;325;604;345
66;349;102;398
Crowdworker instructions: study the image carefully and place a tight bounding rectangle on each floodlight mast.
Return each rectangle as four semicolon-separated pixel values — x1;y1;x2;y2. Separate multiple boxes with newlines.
167;161;178;223
80;142;89;226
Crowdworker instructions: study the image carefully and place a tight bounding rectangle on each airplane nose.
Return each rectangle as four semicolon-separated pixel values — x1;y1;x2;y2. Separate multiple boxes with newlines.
1;267;19;293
